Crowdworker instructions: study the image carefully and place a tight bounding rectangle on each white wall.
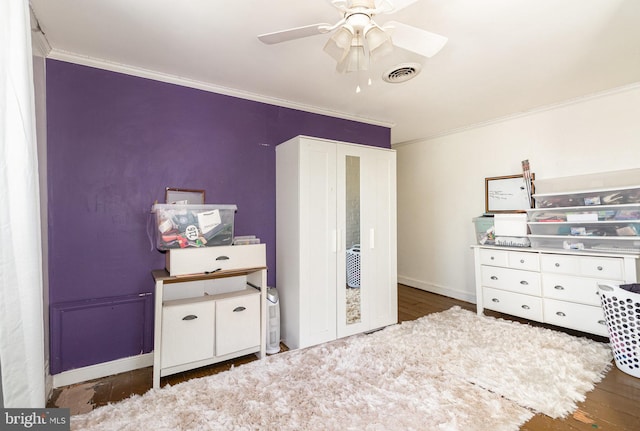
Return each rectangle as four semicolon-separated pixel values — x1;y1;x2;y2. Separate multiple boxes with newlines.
395;83;640;302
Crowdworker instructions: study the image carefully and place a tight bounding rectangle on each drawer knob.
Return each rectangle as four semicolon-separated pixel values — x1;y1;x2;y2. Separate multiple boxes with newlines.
521;305;530;310
556;311;566;317
490;276;498;280
554;285;565;290
597;266;603;271
555;263;560;267
520;280;529;285
490;256;495;260
491;298;500;303
233;306;247;312
182;315;198;321
520;259;525;264
598;320;606;325
216;256;230;261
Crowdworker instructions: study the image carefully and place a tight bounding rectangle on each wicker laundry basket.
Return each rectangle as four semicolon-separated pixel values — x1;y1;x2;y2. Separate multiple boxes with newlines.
598;283;640;378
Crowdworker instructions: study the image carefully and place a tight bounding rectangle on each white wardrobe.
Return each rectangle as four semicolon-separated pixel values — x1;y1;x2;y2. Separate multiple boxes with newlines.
276;135;397;350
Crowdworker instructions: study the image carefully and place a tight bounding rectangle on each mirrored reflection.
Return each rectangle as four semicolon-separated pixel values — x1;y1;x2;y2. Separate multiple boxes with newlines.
345;155;361;324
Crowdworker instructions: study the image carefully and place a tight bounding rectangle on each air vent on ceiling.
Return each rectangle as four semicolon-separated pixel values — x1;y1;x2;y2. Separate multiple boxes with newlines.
382;63;422;83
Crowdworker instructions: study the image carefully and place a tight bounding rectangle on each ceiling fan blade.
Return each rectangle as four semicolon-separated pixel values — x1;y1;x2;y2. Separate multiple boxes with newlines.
374;0;419;13
388;0;419;12
329;0;349;13
385;20;447;58
258;23;332;45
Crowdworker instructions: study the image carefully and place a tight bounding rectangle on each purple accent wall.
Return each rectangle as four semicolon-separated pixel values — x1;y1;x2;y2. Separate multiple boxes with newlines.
46;59;390;373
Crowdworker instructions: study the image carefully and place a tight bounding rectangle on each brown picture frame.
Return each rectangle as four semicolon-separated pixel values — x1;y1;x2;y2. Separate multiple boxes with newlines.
165;188;205;204
485;174;535;213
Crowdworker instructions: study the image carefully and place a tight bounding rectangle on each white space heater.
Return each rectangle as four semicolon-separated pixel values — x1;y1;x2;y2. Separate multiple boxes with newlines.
266;287;281;354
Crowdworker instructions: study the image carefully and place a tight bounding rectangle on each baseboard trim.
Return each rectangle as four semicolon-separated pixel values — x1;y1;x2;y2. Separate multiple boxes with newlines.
398;276;477;304
52;353;153;388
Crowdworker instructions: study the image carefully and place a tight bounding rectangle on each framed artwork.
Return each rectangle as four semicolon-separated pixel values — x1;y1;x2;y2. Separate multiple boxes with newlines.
485;174;534;213
165;188;205;204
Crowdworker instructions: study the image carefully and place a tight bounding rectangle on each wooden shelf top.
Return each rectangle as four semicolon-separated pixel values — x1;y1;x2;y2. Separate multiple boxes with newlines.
152;266;267;284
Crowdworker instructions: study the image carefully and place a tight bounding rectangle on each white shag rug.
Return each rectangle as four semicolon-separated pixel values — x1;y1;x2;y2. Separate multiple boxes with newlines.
71;307;612;431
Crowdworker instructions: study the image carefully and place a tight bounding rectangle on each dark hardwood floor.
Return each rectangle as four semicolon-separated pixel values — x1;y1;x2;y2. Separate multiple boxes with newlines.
48;284;640;430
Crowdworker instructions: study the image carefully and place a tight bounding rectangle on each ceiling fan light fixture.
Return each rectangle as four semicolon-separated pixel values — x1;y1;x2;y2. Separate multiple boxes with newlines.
336;43;367;73
258;0;448;76
364;24;393;60
323;25;354;62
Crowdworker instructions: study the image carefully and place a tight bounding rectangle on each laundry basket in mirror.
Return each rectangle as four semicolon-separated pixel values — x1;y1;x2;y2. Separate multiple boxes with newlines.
346;245;361;288
597;283;640;378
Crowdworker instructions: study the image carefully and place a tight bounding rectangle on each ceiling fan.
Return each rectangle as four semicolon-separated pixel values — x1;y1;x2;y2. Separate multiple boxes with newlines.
257;0;448;73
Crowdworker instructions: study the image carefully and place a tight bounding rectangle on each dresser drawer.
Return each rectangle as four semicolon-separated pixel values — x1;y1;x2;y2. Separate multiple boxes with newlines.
508;251;540;271
579;256;624;280
166;244;266;276
215;292;261;356
541;253;624;280
483;287;543;321
543;299;608;337
541;274;614;306
481;266;541;296
540;254;580;274
161;298;215;368
479;248;509;267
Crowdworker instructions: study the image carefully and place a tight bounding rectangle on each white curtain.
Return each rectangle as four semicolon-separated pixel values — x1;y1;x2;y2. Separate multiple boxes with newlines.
0;0;46;408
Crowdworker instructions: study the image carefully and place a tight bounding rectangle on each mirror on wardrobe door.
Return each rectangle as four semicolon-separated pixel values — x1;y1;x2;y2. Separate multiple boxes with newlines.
345;155;361;324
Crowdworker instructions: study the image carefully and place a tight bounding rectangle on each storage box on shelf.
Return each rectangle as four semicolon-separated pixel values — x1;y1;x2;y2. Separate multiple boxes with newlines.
527;185;640;254
152;244;267;388
153;203;237;249
473;216;495;245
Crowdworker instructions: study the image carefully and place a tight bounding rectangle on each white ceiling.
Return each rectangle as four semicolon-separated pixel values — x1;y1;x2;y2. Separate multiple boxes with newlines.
29;0;640;145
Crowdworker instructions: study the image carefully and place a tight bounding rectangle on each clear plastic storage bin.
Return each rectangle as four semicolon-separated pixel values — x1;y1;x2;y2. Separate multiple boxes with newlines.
154;204;236;249
529;235;640;253
534;186;640;208
473;216;495;245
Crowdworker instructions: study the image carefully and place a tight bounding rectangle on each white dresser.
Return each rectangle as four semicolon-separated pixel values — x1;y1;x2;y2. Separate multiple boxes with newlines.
152;244;267;388
472;245;640;337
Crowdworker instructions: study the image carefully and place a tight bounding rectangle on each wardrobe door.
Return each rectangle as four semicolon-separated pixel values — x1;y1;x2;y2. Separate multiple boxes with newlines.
336;144;397;338
277;136;338;349
297;138;338;348
367;149;397;330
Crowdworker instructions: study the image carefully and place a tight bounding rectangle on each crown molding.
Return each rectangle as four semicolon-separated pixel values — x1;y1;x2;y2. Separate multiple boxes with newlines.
31;30;52;58
45;49;395;129
30;6;51;58
392;81;640;148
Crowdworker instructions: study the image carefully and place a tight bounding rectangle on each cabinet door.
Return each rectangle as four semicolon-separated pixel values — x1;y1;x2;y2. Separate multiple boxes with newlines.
298;138;338;347
215;293;261;356
366;149;397;330
161;300;215;369
336;144;397;338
